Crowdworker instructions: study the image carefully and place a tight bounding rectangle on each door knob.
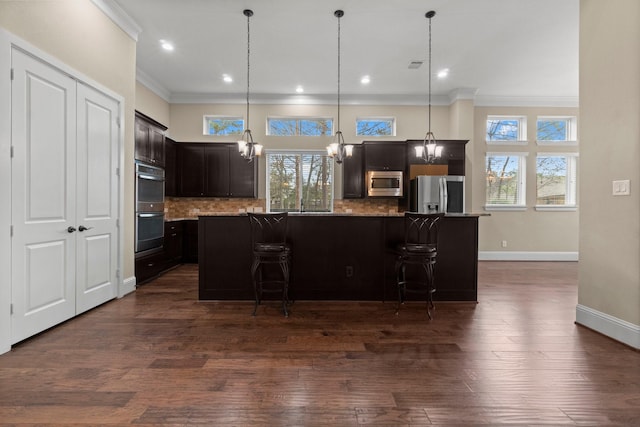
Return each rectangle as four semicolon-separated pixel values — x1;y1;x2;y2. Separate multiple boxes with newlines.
78;225;93;232
67;226;76;233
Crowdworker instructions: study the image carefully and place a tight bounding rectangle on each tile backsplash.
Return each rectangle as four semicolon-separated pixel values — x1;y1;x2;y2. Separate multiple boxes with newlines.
165;197;402;218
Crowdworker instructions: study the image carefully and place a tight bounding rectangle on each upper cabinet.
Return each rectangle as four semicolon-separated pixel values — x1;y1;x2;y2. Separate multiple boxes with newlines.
164;137;177;197
363;142;406;171
342;144;364;199
135;111;167;167
177;143;257;198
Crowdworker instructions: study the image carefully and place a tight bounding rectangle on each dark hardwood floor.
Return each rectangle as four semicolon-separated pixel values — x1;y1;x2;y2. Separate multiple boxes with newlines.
1;262;639;426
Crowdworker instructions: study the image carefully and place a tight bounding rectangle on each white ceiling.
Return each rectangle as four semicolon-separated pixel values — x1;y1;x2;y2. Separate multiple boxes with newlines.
108;0;579;106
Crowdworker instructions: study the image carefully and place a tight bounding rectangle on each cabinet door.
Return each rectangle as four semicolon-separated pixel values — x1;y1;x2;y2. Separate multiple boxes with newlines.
178;144;205;196
164;138;177;196
149;126;165;167
164;221;183;265
134;119;150;162
364;142;406;171
343;144;364;198
204;145;230;197
229;147;257;198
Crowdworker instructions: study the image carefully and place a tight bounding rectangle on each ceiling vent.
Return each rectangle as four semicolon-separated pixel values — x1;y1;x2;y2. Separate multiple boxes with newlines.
408;60;424;69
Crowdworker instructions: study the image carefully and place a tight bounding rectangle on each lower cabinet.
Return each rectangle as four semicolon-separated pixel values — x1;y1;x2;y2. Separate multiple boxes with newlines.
135;220;198;286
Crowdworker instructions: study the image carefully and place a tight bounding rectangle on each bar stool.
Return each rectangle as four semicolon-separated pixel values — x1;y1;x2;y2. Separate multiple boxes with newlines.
247;212;292;317
395;212;444;318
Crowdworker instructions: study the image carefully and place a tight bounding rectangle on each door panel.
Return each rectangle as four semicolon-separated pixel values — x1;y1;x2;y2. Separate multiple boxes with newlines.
11;48;77;344
75;83;118;314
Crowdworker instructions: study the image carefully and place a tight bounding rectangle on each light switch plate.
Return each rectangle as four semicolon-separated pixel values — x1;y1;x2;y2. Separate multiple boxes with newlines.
612;180;630;196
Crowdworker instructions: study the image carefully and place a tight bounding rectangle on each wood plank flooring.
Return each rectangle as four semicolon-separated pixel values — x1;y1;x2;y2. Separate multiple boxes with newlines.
1;261;639;426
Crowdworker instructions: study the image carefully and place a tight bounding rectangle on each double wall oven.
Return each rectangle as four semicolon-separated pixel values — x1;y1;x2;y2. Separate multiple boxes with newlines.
135;161;165;254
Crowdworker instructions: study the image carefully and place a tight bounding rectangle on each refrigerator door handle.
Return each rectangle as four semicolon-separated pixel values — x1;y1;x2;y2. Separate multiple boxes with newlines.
439;177;448;213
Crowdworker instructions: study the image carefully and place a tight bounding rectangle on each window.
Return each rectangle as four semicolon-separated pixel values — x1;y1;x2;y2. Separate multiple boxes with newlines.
486;116;527;144
267;117;333;136
536;154;578;210
485;153;527;209
356;117;395;136
536;116;578;145
267;151;333;213
203;116;244;136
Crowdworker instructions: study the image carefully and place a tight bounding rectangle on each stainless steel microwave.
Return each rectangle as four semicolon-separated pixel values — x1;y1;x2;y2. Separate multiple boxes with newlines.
367;170;403;197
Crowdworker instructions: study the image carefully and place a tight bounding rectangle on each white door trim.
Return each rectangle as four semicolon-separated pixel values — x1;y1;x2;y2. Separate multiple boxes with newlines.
0;28;125;355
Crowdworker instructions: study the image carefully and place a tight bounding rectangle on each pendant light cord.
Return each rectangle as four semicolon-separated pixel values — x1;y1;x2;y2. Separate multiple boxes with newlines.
245;10;251;132
427;12;432;135
336;11;342;134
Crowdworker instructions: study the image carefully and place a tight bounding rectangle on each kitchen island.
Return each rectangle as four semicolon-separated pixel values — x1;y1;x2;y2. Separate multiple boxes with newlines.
198;213;480;302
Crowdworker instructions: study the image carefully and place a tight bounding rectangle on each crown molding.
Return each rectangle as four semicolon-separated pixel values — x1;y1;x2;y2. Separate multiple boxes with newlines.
91;0;142;42
136;68;171;102
474;95;579;108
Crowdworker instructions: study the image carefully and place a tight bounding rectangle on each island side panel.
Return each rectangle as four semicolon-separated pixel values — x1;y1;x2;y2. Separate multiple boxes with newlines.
199;216;253;300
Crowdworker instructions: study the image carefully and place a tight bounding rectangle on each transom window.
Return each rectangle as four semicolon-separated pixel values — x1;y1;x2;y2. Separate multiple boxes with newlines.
485;153;527;209
536;154;578;209
267;151;333;213
267;117;333;136
486;116;527;144
536;116;578;145
203;116;244;136
356;117;395;136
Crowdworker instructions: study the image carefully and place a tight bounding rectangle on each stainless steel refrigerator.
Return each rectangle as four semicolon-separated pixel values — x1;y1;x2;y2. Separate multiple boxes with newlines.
409;175;465;213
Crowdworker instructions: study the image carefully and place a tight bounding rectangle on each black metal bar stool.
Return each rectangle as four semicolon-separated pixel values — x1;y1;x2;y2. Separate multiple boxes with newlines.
395;212;443;318
247;212;292;317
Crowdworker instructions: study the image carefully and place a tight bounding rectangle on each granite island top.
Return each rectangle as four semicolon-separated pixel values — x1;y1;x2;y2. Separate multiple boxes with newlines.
166;212;487;221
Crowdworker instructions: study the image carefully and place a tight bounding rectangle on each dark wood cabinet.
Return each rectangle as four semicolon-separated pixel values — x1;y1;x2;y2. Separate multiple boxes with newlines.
164;137;177;197
342;144;364;198
134;111;167;167
364;141;406;171
177;143;206;197
183;220;198;263
177;143;257;198
164;220;183;266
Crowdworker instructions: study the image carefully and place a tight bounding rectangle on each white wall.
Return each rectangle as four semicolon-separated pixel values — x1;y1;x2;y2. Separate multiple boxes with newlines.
577;0;640;348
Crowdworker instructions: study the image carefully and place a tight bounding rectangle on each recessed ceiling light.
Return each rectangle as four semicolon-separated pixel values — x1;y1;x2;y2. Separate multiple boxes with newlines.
223;74;233;83
296;85;304;93
361;75;371;84
160;40;174;51
437;68;449;78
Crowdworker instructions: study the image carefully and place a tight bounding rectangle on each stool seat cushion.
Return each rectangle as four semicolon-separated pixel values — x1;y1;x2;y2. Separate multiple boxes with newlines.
397;243;437;254
254;243;290;253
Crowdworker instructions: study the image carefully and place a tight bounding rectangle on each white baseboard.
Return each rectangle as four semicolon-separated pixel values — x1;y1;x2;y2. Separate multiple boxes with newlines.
479;251;579;261
119;276;136;298
576;304;640;350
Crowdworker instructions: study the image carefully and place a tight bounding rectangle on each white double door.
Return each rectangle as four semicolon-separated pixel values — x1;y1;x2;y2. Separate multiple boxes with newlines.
11;48;120;344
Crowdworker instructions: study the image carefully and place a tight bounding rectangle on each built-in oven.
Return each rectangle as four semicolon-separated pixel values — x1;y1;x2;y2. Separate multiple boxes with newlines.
135;161;165;254
367;170;404;197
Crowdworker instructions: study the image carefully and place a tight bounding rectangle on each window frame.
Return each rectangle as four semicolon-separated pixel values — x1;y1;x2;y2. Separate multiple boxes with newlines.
266;116;333;137
535;152;578;211
265;149;335;213
484;152;528;211
536;116;578;146
486;115;528;145
355;116;396;137
202;115;244;136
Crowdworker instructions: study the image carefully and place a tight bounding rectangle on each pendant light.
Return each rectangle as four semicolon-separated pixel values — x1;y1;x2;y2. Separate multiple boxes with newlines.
415;10;443;163
326;9;353;164
237;9;262;162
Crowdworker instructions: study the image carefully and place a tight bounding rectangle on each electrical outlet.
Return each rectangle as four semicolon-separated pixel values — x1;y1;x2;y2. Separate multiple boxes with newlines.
345;266;354;278
501;240;507;248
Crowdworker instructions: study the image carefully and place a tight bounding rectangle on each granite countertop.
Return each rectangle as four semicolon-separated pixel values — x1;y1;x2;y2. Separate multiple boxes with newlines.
168;212;488;220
